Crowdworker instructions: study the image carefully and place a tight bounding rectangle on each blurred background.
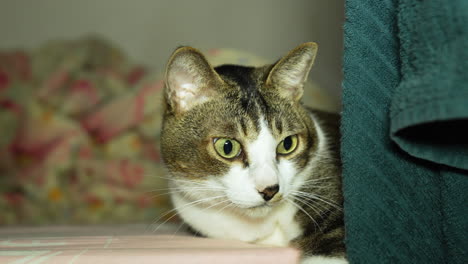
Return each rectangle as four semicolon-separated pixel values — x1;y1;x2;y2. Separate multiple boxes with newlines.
1;0;344;98
0;0;344;225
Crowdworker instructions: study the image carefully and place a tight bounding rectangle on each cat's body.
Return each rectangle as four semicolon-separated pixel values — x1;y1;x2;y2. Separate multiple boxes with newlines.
160;43;346;263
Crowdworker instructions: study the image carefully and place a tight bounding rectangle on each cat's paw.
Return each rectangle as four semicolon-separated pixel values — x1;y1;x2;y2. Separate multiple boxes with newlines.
301;256;348;264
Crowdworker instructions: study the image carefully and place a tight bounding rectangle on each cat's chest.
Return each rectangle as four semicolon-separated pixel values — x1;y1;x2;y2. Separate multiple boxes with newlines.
173;193;302;246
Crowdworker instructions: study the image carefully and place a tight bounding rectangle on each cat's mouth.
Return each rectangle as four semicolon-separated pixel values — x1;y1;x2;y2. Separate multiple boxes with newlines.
234;194;284;210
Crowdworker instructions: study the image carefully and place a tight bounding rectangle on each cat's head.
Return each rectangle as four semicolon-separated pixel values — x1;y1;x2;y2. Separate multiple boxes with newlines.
161;43;321;217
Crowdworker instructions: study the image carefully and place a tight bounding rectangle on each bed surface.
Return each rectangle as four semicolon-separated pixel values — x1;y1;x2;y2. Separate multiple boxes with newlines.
0;224;299;264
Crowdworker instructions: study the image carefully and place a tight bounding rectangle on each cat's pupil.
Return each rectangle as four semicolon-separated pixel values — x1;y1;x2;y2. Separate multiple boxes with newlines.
284;136;293;150
224;140;233;154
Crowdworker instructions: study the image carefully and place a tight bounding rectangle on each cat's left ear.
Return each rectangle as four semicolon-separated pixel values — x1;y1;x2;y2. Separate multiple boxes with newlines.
265;42;318;102
164;46;224;115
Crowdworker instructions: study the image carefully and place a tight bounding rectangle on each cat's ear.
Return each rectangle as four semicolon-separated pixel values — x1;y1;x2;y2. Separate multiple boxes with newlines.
164;46;223;114
265;42;318;102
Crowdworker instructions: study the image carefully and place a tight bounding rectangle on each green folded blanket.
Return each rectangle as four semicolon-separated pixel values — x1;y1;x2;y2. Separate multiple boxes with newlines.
342;0;468;263
390;0;468;262
391;0;468;170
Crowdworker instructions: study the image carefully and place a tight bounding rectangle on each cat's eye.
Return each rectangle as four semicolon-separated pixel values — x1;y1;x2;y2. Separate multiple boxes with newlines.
277;135;298;155
213;138;242;159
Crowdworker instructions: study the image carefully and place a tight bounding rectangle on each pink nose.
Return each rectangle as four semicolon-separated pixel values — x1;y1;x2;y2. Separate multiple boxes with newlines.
258;185;279;201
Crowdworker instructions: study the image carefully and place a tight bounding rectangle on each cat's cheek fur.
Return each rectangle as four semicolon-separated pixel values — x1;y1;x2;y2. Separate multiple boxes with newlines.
171;178;224;204
277;159;299;195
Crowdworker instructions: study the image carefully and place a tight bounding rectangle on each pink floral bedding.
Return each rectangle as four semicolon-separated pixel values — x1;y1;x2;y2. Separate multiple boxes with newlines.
0;37;169;225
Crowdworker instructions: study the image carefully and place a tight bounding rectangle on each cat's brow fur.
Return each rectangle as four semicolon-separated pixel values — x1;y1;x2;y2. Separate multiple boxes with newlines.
160;43;346;262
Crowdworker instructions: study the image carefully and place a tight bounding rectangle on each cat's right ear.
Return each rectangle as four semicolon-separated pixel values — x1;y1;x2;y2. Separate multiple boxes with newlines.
164;47;223;115
265;42;318;102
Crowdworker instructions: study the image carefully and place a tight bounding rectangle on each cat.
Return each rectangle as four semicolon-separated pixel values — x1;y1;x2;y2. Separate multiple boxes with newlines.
160;42;346;264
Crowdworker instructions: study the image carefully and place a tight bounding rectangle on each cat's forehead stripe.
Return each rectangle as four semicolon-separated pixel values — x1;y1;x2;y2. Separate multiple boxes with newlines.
215;64;268;116
235;116;259;139
215;65;257;97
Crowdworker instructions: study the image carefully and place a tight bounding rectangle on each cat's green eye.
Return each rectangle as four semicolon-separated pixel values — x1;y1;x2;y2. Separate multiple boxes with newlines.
277;135;298;155
214;138;242;159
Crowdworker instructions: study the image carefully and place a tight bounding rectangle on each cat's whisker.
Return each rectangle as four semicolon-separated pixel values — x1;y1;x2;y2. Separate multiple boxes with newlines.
288;188;329;211
171;220;187;237
302;175;333;181
285;197;322;232
166;196;232;237
292;190;341;205
300;176;334;184
145;182;221;190
171;178;218;186
148;175;176;182
290;191;342;211
150;175;220;188
144;190;180;200
144;190;200;201
144;185;226;200
290;194;329;218
173;181;226;191
311;195;342;212
205;198;230;210
215;200;236;214
171;198;233;238
290;193;333;217
144;186;224;195
169;197;230;238
300;183;335;191
149;195;226;233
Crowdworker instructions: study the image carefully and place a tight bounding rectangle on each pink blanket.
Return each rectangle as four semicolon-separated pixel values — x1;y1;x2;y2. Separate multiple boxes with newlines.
0;225;299;263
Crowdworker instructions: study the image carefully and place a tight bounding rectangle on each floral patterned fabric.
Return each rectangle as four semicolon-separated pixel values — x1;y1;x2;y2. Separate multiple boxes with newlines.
0;37;334;225
0;37;168;225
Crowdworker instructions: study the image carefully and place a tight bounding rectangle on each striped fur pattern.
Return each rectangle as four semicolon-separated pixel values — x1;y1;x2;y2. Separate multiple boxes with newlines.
160;43;346;263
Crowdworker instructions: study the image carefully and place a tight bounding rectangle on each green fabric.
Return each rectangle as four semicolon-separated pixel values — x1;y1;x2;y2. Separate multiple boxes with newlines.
390;0;468;170
342;0;468;263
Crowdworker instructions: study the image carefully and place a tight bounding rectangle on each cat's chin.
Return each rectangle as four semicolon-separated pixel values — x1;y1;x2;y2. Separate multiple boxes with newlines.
237;206;272;218
232;200;284;218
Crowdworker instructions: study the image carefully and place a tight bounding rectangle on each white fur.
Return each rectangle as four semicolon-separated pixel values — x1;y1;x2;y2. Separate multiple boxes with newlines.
247;119;279;192
168;69;210;112
302;256;348;264
177;83;198;110
172;191;301;246
309;112;327;155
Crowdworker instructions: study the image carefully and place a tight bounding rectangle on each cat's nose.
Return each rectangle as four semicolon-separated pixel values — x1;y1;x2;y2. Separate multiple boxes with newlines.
258;184;279;201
